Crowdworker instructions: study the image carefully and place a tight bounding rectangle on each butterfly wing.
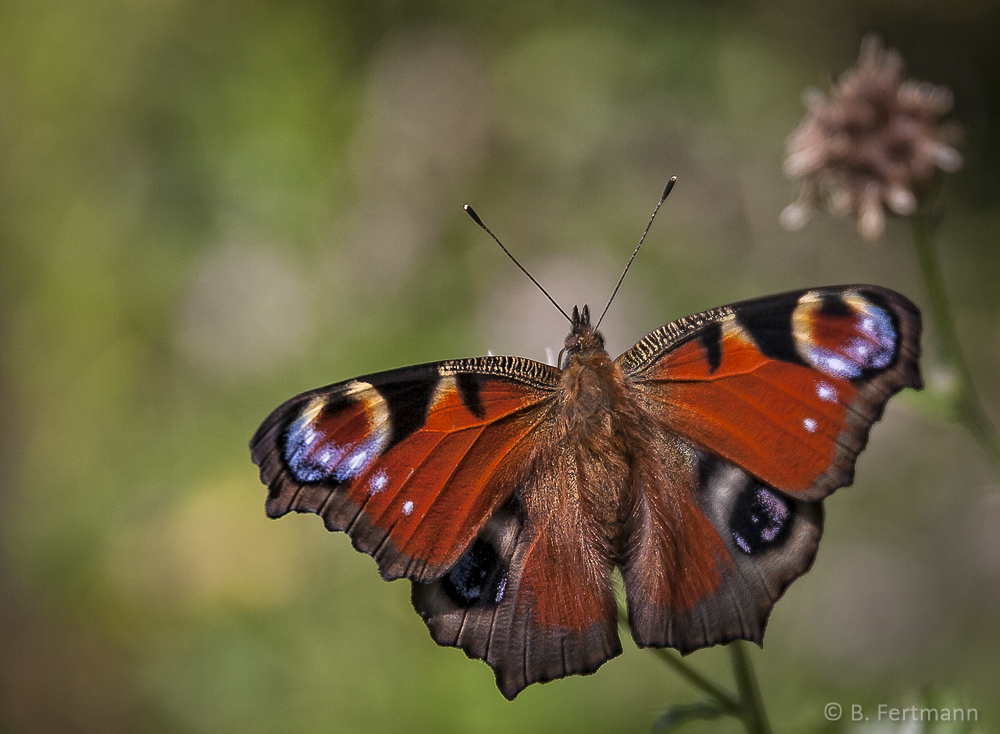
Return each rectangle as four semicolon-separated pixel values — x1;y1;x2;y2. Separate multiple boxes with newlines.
412;415;626;699
252;284;921;694
250;357;560;582
619;285;921;500
621;442;825;651
251;355;623;698
615;285;920;649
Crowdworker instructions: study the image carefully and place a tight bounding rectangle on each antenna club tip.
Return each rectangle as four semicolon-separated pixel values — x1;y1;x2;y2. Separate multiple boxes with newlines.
464;204;484;226
662;177;677;200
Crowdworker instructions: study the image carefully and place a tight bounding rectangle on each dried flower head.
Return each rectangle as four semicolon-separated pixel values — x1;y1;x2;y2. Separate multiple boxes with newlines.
780;35;962;240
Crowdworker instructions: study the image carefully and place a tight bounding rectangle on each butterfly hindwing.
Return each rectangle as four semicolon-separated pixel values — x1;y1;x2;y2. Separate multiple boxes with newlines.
412;491;622;699
412;414;626;699
622;442;823;651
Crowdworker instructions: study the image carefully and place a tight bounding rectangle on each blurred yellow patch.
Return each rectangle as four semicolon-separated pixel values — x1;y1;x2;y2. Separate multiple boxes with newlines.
104;473;311;611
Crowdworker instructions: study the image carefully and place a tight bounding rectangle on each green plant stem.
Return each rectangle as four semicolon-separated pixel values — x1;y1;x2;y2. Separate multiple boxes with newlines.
729;642;772;734
617;609;741;715
620;610;776;733
647;647;742;715
910;214;1000;470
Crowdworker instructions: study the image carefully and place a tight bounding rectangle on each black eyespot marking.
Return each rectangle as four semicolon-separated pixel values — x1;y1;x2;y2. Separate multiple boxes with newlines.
698;322;723;373
735;292;807;365
456;372;486;419
818;292;852;317
442;539;508;608
376;377;438;450
731;484;793;555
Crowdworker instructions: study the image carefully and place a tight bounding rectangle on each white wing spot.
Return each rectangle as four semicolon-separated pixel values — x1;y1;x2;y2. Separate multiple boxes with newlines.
824;356;850;376
368;470;388;494
803;417;818;433
402;500;414;516
816;381;837;402
494;575;507;602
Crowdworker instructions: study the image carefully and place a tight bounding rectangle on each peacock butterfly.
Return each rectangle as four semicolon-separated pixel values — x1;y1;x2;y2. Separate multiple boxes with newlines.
250;185;921;699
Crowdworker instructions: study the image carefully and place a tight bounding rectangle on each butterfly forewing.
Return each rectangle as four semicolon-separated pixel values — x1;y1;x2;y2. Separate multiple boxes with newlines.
250;358;559;581
618;285;921;499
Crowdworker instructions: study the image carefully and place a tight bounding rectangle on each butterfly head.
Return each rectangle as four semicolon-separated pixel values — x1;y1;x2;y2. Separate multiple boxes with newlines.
560;305;607;367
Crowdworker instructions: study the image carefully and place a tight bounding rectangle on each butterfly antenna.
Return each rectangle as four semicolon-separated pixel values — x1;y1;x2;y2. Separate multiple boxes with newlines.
464;204;573;324
595;177;676;330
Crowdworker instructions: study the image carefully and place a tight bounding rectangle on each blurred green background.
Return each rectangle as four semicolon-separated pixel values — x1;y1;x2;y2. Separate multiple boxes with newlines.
2;1;999;732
